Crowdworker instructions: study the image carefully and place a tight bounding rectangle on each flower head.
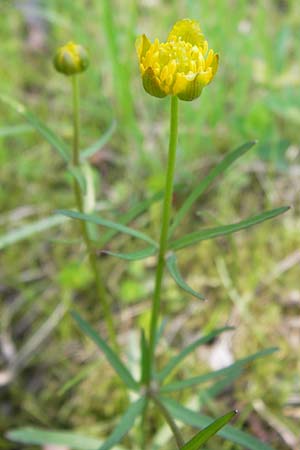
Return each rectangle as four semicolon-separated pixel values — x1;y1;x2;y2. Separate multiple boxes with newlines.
136;19;219;101
53;41;89;76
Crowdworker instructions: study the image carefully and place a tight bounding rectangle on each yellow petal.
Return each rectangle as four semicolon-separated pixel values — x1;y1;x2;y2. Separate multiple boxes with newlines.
142;67;167;98
177;72;207;101
211;53;219;78
167;19;205;48
135;34;151;60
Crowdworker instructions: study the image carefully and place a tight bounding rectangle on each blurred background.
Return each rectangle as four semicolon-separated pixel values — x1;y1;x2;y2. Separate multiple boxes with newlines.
0;0;299;449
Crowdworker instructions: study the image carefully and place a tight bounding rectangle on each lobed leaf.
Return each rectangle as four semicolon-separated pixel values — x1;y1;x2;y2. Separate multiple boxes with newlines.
169;141;257;236
169;207;290;251
166;253;205;300
180;410;237;450
157;327;234;382
72;311;139;391
161;397;274;450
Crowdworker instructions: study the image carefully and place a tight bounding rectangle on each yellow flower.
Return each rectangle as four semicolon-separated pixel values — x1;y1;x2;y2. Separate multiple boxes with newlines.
53;41;89;76
136;19;219;101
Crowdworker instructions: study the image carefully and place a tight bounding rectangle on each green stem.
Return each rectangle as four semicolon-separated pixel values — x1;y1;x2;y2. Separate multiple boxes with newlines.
150;392;184;449
148;96;179;378
71;76;118;351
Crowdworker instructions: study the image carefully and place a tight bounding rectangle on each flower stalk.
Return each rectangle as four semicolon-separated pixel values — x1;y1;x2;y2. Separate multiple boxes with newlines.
71;75;118;350
148;95;179;377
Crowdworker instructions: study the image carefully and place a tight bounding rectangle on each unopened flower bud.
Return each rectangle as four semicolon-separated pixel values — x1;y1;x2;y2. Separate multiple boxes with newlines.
53;41;89;76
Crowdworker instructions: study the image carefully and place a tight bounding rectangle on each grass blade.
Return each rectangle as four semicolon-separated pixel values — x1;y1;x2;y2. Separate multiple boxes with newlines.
57;209;157;247
181;410;237;450
0;215;67;250
161;398;274;450
98;397;146;450
81;120;117;160
161;347;278;393
72;311;139;391
7;428;102;450
169;141;257;236
169;207;290;252
0;94;70;162
102;246;156;261
166;253;205;300
0;124;33;137
157;327;234;382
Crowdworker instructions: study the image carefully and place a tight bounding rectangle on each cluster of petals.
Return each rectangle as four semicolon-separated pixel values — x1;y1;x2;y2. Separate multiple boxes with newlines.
136;19;219;101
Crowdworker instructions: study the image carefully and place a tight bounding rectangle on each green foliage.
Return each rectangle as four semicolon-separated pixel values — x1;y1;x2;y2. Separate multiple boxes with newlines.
6;428;103;450
180;410;237;450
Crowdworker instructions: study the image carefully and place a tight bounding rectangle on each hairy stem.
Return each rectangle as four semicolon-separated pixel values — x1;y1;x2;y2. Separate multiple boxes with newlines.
148;96;179;378
71;75;118;350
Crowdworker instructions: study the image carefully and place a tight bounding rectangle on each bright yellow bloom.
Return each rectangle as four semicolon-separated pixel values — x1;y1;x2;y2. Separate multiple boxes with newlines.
53;41;89;76
136;19;219;101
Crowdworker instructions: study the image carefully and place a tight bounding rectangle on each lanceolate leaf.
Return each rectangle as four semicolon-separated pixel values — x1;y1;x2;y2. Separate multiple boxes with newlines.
98;397;146;450
81;120;117;160
72;311;139;391
102;246;156;261
166;253;205;300
160;347;278;393
161;398;274;450
180;410;237;450
157;327;234;382
169;207;290;252
98;191;163;247
0;94;70;162
7;428;102;450
169;141;257;236
57;209;157;247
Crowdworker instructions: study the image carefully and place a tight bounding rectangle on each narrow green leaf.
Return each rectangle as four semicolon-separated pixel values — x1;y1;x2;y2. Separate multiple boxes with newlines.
0;215;67;250
0;94;70;162
170;207;290;252
157;327;234;382
57;209;157;247
166;253;205;300
161;398;274;450
81;120;117;160
102;246;156;261
72;311;139;391
140;330;150;384
7;428;102;450
0;124;33;137
58;361;102;396
98;397;146;450
169;141;257;236
161;347;278;393
199;368;243;401
181;410;237;450
98;191;163;247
